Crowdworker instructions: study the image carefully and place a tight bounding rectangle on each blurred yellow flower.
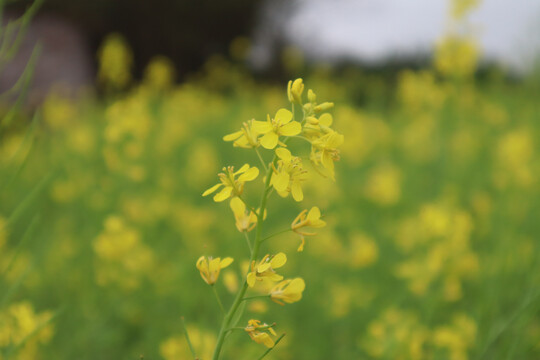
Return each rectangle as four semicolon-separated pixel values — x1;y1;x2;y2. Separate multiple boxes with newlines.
245;319;277;348
202;164;259;202
287;78;304;104
252;109;302;149
291;207;326;251
247;253;287;288
223;119;261;148
270;278;305;305
196;256;234;285
229;197;258;232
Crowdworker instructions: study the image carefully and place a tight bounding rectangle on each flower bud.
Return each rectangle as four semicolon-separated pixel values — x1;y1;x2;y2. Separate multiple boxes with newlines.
290;78;304;104
306;116;319;125
307;89;316;103
314;102;334;113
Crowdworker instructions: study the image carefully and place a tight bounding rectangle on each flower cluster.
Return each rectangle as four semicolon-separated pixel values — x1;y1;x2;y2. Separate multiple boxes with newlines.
195;78;343;358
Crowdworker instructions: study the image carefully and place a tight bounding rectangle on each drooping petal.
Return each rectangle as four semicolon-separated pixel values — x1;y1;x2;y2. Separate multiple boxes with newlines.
209;258;221;275
223;130;243;141
291;182;304;202
230;197;246;217
272;172;290;192
270;252;287;268
247;272;256;287
287;278;306;293
214;186;233;202
275;108;293;125
279;121;302;136
260;131;279;149
238;166;259;182
203;183;222;196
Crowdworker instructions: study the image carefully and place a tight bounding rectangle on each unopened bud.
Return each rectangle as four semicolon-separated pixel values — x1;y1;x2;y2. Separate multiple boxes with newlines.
314;102;334;112
307;89;316;103
306;116;319;125
290;78;304;104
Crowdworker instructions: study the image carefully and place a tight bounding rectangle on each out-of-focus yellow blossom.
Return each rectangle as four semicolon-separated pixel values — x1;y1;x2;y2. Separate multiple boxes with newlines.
245;319;277;348
398;70;446;113
495;129;535;188
93;216;155;290
196;256;234;285
229;197;258;232
248;300;269;314
364;164;402;206
433;313;477;360
223;119;261;148
303;113;333;139
222;269;239;294
434;36;478;79
291;206;326;251
0;301;54;359
271;148;308;202
97;33;133;89
270;278;305;305
287;78;304;104
160;325;216;360
252;109;302;149
143;55;176;91
42;92;76;129
451;0;479;20
310;130;344;180
361;308;428;359
202;164;259;202
349;233;378;268
247;253;287;287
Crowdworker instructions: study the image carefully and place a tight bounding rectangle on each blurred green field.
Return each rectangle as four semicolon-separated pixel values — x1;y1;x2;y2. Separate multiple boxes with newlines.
1;25;540;360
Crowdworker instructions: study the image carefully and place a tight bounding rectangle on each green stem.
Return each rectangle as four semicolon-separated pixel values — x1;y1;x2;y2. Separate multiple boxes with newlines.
258;333;286;360
181;316;198;360
211;153;279;360
212;286;225;314
243;231;252;254
255;147;268;172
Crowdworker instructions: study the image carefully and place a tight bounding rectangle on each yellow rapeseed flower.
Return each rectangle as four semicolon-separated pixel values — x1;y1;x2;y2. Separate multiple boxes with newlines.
271;148;308;202
247;253;287;287
310;130;344;180
244;319;277;348
270;278;305;305
196;256;234;285
223;119;261;148
252;109;302;149
229;197;258;232
202;164;259;202
291;207;326;251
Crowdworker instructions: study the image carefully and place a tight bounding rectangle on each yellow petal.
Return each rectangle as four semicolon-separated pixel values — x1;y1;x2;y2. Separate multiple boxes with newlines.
319;113;333;127
196;256;206;271
279;121;301;136
291;182;304;202
275;108;293;125
287;278;305;293
238;166;259;182
223;130;243;141
235;163;250;174
229;197;245;217
209;258;221;274
275;147;292;162
307;206;321;222
258;262;272;273
214;186;233;202
260;132;279;149
271;252;287;268
272;172;290;192
251;120;272;133
247;272;256;287
220;257;234;268
203;183;222;196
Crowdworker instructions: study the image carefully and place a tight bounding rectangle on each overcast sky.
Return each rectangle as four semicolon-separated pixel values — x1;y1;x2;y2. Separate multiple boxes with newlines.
252;0;540;72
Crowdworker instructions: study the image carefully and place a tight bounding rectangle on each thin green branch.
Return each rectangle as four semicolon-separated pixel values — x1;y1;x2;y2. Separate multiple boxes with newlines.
243;231;252;254
255;147;268;172
258;333;286;360
212;286;225;314
242;294;270;302
181;316;198;360
261;228;292;243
